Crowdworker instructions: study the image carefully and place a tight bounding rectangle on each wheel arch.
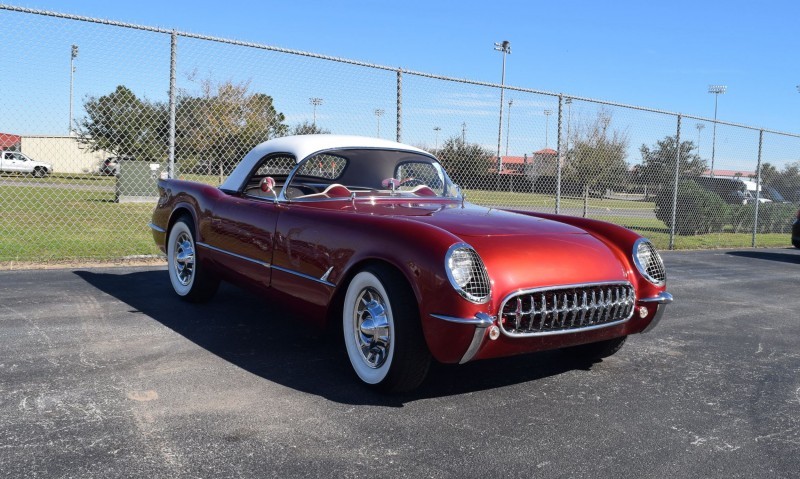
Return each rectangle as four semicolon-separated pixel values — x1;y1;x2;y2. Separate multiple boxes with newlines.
166;203;199;240
326;258;420;338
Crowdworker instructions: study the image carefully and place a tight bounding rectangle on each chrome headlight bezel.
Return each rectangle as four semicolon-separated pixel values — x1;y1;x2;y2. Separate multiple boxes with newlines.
632;238;666;286
444;243;491;304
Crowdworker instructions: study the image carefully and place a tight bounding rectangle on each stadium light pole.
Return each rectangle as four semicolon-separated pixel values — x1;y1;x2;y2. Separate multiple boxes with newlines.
309;97;323;127
433;126;441;150
505;99;513;157
494;40;511;174
708;85;727;177
374;108;384;138
543;109;553;149
69;44;78;134
695;123;705;159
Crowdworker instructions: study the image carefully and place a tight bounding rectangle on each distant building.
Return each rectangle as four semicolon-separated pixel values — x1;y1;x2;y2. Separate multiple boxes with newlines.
700;169;756;180
18;135;110;174
495;148;559;176
0;132;21;150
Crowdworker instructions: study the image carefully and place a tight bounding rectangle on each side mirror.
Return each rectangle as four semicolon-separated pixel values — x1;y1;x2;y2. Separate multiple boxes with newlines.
260;177;277;202
381;177;400;194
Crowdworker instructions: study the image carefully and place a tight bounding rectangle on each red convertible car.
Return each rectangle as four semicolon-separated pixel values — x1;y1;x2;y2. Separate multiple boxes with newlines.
149;135;672;392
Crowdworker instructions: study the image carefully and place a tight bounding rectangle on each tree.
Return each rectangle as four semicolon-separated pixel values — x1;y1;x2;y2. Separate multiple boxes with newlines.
564;111;629;196
290;121;330;135
77;85;168;161
175;79;288;174
434;136;494;186
637;135;706;193
761;161;800;203
654;179;729;235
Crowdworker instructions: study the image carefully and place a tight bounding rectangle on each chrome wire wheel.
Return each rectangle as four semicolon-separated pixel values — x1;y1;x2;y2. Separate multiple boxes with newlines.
173;231;195;286
353;286;392;369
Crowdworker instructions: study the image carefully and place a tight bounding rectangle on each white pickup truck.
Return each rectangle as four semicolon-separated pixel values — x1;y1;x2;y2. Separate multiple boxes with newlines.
0;151;53;177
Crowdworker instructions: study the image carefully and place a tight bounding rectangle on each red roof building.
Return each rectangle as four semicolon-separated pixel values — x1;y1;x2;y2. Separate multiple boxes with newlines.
0;133;21;150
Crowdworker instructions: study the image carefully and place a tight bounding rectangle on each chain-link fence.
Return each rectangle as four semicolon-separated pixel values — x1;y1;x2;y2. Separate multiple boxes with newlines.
1;4;799;262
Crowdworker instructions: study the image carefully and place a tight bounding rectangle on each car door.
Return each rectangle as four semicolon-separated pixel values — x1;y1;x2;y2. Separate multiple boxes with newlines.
201;153;296;289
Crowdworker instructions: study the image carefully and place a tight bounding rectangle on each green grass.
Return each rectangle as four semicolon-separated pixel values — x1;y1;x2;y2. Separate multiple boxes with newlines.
0;183;792;263
0;185;160;262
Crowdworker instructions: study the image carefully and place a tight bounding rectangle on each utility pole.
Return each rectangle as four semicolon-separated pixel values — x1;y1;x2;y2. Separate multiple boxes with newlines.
309;97;323;127
69;44;78;134
696;123;705;159
374;108;385;138
708;85;727;177
505;99;513;157
493;40;511;175
543;109;553;149
433;126;441;150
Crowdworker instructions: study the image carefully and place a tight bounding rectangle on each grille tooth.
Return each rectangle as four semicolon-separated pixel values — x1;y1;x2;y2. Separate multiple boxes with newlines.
500;283;635;336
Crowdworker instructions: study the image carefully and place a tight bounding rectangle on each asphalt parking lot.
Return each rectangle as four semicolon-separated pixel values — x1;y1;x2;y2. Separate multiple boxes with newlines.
1;248;799;478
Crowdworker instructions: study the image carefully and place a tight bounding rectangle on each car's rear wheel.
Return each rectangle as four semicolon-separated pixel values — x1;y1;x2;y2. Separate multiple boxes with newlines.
167;215;219;302
567;336;627;361
343;265;431;393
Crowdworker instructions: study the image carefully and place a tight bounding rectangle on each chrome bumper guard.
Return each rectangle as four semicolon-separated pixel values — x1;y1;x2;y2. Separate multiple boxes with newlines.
639;292;673;333
430;312;495;364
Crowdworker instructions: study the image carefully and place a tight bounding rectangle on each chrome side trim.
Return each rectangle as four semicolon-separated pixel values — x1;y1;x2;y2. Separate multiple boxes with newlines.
430;312;495;328
196;242;271;268
148;222;166;233
639;291;673;304
272;265;335;287
320;266;334;282
641;292;672;333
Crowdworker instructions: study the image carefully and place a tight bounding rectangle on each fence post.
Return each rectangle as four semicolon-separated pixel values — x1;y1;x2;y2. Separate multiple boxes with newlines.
752;130;764;247
668;114;682;250
555;94;563;214
168;30;177;179
396;69;402;143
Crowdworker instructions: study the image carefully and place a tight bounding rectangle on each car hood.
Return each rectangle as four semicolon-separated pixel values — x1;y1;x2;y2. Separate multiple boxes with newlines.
349;200;629;288
350;201;587;237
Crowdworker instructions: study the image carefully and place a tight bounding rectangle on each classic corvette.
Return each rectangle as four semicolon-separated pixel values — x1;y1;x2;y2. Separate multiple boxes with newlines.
149;135;672;392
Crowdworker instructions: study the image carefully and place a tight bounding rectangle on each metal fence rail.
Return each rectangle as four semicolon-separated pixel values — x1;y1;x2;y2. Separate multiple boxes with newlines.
1;4;799;262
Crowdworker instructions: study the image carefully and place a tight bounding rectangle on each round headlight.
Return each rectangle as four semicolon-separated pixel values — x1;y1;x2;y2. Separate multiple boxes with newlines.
448;249;473;288
633;238;666;285
445;244;491;303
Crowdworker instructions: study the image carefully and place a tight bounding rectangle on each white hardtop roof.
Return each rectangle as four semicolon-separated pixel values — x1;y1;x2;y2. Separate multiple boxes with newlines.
220;134;430;191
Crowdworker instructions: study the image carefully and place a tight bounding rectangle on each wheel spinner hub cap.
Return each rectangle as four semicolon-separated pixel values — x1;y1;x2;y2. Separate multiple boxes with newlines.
174;232;195;286
354;287;391;369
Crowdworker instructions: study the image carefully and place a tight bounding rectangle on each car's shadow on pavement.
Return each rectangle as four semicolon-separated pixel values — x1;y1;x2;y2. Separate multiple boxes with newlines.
75;269;597;407
725;249;800;264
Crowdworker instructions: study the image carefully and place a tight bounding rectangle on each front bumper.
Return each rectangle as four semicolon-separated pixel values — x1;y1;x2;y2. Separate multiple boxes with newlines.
430;291;673;363
639;292;673;333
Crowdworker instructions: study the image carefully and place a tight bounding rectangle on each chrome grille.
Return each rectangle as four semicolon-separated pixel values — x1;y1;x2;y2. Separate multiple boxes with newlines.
499;282;635;336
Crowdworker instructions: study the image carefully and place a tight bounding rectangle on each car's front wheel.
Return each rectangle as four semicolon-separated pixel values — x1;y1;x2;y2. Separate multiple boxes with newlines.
32;167;47;178
343;265;431;392
167;215;219;302
567;336;627;362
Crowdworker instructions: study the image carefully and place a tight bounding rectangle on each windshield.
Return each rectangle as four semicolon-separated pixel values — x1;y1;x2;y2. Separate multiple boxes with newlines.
285;148;459;200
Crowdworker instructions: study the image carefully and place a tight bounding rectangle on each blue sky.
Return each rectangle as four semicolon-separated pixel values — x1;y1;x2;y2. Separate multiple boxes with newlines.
15;0;799;130
3;0;800;169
